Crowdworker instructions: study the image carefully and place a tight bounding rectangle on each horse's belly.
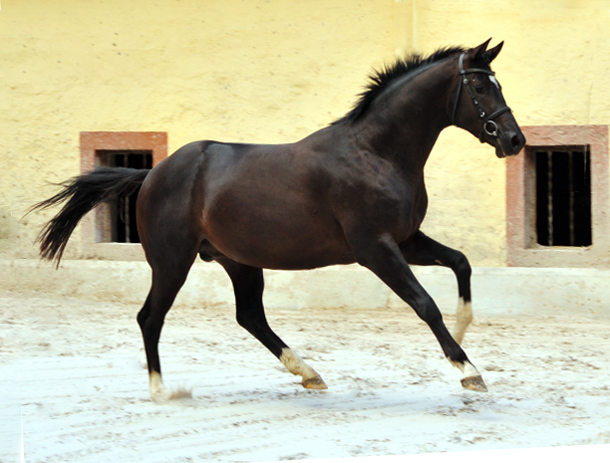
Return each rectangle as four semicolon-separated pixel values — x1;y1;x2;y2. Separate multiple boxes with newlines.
203;207;354;270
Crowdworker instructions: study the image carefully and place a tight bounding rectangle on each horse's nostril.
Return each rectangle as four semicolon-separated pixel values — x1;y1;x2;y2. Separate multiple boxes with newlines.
511;134;522;149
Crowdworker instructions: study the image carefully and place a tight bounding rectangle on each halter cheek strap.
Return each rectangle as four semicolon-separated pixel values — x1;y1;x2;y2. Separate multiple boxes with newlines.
451;53;512;142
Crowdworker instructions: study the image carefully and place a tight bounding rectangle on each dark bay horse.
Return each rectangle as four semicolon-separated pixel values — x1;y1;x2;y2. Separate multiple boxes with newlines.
32;39;525;402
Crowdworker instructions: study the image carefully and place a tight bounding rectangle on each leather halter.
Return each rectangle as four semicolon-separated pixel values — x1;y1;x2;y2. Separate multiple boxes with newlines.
450;53;512;141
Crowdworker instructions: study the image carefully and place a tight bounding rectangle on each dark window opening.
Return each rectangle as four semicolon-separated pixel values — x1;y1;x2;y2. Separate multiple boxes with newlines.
535;148;592;247
95;150;153;243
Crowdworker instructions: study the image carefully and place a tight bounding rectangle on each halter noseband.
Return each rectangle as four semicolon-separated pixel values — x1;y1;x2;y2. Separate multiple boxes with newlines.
450;53;512;141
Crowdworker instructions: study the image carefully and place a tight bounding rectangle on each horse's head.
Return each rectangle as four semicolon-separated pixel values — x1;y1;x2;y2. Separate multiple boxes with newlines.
450;39;526;158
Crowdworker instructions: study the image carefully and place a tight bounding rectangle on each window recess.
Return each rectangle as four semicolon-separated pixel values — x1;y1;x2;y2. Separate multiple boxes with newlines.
96;150;153;243
534;148;591;247
506;125;609;268
79;131;167;261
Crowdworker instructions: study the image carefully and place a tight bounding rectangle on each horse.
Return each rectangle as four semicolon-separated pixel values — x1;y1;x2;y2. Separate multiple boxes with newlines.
31;39;525;402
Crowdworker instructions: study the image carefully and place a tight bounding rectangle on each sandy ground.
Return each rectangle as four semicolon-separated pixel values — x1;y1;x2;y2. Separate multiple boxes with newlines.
1;292;610;462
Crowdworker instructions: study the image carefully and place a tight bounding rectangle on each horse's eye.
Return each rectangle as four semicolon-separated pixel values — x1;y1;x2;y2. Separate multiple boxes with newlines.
475;85;485;95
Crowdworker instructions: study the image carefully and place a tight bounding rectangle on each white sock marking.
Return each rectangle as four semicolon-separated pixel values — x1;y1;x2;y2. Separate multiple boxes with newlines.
149;371;167;402
148;371;192;402
280;348;320;382
450;359;480;378
453;297;473;345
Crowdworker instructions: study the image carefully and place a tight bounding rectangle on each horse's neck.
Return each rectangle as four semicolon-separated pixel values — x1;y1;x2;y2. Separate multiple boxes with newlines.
354;61;455;173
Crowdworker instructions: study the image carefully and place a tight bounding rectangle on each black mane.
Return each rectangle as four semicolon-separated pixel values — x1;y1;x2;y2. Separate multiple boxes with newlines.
334;46;466;125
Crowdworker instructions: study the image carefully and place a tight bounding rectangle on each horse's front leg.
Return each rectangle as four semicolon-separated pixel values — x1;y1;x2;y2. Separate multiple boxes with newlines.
351;234;486;392
399;231;473;345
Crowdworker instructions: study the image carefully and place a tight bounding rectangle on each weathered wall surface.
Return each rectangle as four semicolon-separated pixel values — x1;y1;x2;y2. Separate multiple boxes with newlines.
2;0;610;267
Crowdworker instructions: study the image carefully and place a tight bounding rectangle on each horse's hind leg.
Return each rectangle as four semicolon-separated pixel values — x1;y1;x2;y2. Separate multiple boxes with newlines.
400;231;473;345
137;248;197;402
218;258;327;390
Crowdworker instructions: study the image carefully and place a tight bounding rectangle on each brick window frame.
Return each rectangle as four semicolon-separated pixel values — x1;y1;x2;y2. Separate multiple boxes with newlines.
506;125;610;267
80;132;167;261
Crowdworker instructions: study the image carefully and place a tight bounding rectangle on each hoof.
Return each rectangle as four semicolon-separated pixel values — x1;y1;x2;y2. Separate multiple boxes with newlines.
461;375;488;392
302;376;328;390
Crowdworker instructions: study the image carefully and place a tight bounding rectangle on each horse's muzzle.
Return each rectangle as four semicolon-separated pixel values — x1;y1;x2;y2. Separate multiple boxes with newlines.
491;127;525;158
500;129;526;158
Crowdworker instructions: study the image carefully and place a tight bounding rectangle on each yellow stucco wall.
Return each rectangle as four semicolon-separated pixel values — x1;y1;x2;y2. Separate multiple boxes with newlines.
0;0;393;259
1;0;609;266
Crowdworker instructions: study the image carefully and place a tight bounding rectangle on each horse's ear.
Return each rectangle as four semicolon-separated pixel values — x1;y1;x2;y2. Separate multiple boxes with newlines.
468;38;492;61
483;41;504;64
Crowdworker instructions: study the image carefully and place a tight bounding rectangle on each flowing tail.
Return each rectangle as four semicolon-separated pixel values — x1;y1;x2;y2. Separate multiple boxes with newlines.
28;167;151;266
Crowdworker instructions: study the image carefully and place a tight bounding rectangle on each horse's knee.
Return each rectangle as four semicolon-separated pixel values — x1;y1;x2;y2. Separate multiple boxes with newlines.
452;252;471;279
413;295;444;326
